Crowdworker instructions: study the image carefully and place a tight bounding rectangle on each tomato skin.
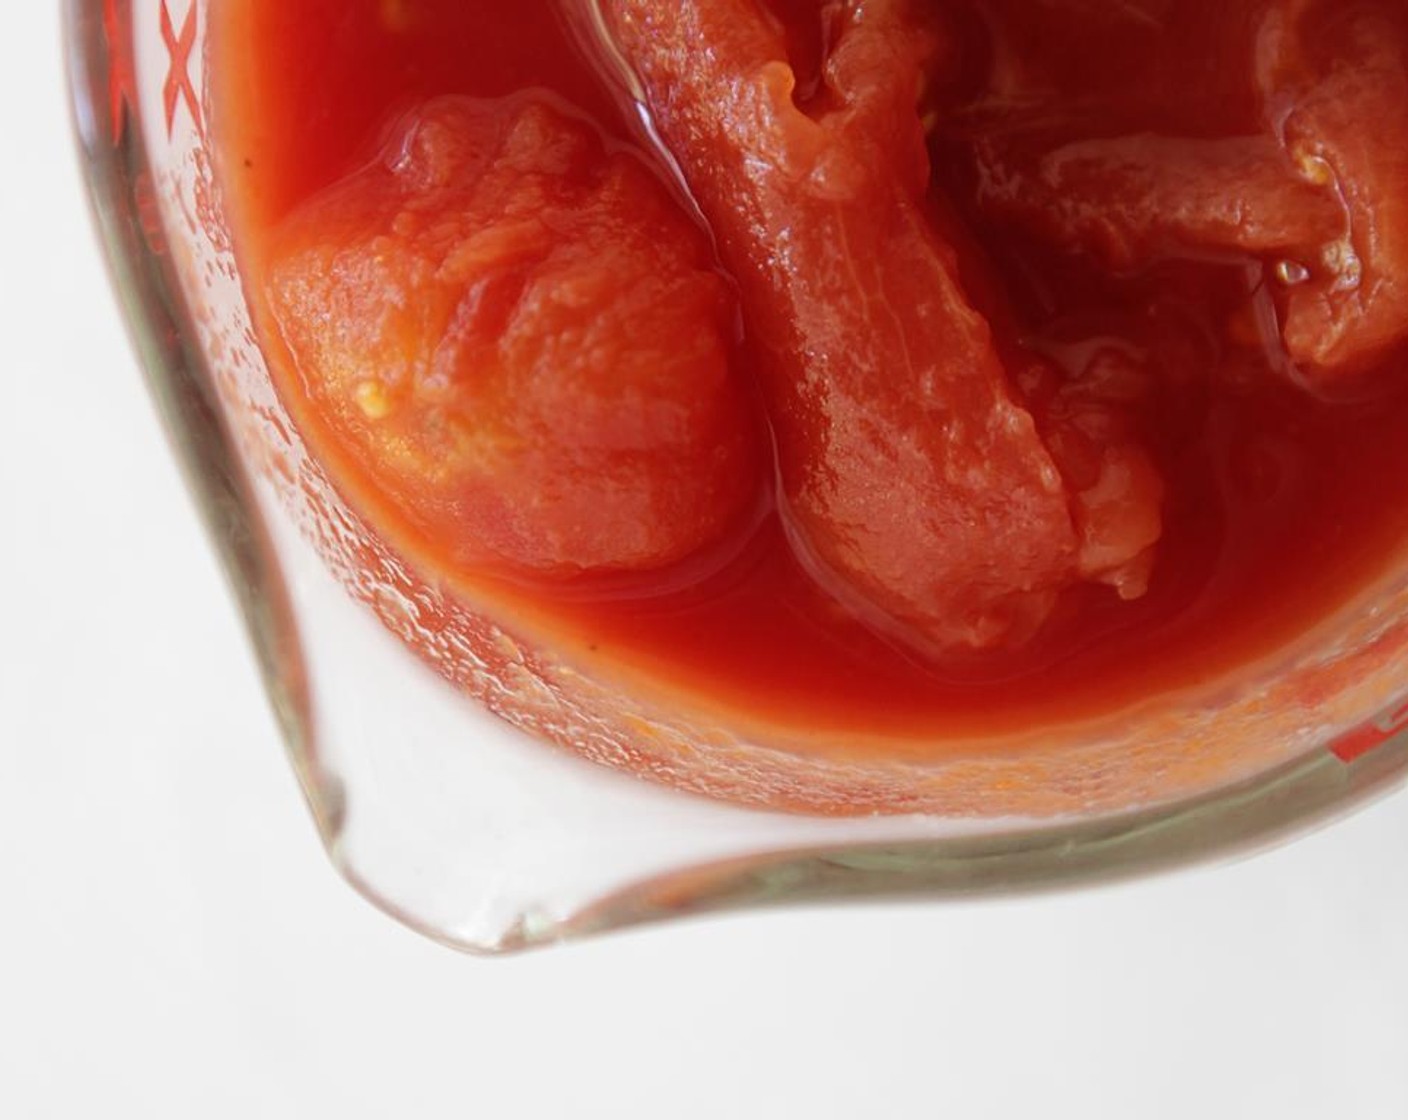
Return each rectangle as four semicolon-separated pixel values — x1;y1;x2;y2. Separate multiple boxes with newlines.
265;96;762;578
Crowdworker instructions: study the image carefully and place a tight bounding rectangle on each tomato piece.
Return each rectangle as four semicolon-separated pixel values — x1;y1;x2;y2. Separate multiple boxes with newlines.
973;133;1342;270
604;0;1162;651
266;96;760;577
1018;348;1165;599
1261;3;1408;379
967;1;1408;386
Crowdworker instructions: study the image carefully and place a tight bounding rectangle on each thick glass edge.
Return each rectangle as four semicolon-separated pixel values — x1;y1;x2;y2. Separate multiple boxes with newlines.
60;0;334;836
544;736;1408;953
61;0;1408;957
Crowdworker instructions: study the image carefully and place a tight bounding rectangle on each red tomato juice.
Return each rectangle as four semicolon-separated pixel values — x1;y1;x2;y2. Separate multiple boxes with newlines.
206;1;1408;780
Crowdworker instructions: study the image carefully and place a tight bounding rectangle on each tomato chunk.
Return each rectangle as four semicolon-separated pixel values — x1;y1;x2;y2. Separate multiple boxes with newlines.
966;0;1408;386
1262;3;1408;378
266;96;760;577
974;133;1342;271
604;0;1162;651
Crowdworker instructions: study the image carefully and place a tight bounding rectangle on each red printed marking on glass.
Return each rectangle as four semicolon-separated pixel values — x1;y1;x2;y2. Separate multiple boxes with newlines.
161;0;202;139
102;0;136;142
1332;699;1408;763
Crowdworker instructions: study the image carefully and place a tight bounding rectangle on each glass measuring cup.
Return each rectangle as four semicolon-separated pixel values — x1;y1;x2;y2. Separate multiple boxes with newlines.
65;0;1408;953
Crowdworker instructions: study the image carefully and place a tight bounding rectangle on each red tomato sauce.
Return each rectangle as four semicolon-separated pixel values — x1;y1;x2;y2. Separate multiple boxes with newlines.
208;0;1408;745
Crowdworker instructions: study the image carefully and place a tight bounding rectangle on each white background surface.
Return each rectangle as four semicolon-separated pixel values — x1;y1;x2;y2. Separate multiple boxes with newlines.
4;7;1408;1118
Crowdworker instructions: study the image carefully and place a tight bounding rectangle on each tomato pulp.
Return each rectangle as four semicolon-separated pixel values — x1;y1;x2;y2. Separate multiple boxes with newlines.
209;1;1408;795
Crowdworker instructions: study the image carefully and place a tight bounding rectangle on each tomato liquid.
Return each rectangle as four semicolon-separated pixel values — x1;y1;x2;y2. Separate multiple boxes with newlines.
208;1;1408;794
